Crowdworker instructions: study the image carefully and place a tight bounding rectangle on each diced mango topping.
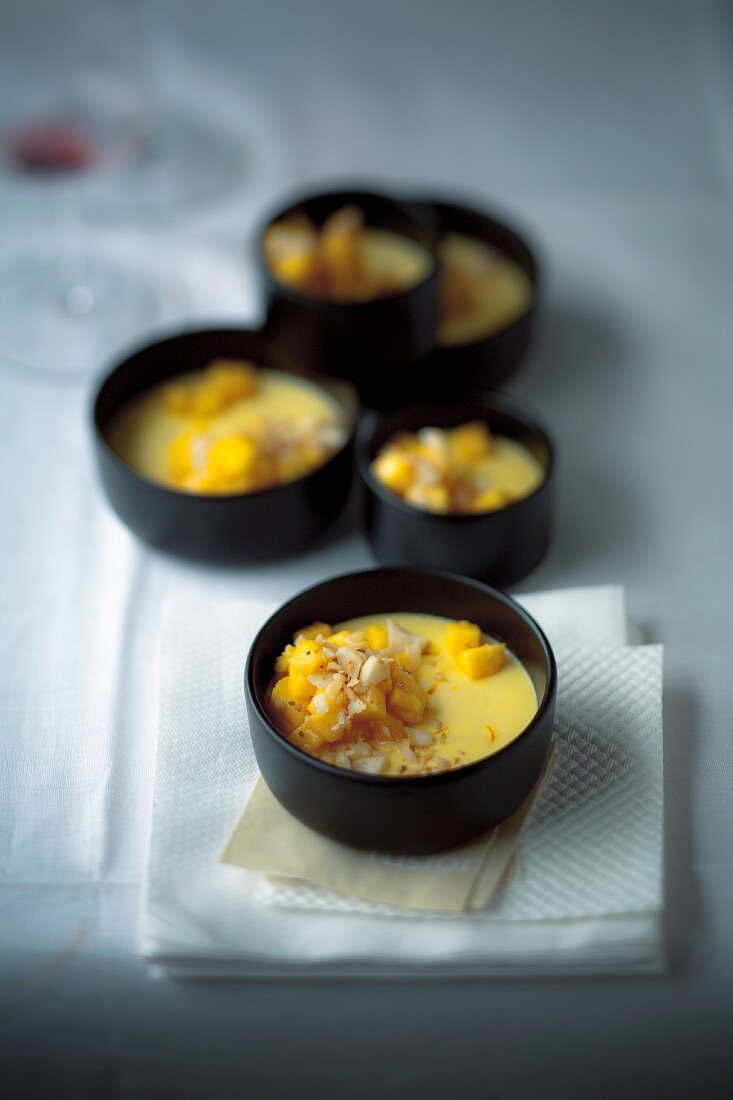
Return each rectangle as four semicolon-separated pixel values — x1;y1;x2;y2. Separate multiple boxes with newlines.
450;421;494;463
370;421;531;515
207;435;257;480
456;642;505;680
445;620;482;656
364;624;388;651
163;360;258;418
372;451;414;494
444;619;505;679
160;359;346;496
265;615;518;775
295;622;332;642
262;205;405;302
265;619;435;774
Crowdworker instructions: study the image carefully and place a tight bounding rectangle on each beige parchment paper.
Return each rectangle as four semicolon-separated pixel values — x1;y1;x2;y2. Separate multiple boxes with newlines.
221;748;556;913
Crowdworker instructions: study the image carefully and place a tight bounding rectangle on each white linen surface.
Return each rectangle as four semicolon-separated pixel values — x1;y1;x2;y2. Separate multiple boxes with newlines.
142;587;664;977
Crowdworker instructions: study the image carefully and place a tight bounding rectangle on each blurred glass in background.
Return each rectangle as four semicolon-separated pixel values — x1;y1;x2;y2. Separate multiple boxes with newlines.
0;0;166;375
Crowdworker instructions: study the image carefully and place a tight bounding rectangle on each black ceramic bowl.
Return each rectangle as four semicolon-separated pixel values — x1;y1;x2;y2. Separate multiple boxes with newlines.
246;568;556;853
415;197;539;396
92;328;359;564
256;187;439;409
357;396;554;588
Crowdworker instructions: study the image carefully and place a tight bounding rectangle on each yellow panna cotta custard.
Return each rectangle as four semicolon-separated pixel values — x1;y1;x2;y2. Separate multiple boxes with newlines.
106;359;347;495
262;204;433;302
437;232;534;347
265;613;538;777
371;420;544;514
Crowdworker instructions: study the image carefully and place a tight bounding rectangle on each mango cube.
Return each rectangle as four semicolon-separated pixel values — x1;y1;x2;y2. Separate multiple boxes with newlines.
358;685;387;721
373;451;414;494
364;624;388;651
445;620;482;657
392;668;428;705
450;421;493;463
189;388;224;418
289;644;323;676
275;644;296;674
389;687;425;725
289;724;325;752
206;360;258;402
207;435;256;480
272;249;321;291
288;668;316;702
302;712;344;744
270;678;305;731
296;622;332;641
418;484;450;513
471;488;508;512
319;204;364;296
457;642;505;680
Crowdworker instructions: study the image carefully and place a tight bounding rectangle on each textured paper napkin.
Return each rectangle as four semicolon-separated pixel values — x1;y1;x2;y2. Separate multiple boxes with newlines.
141;586;664;977
221;750;556;913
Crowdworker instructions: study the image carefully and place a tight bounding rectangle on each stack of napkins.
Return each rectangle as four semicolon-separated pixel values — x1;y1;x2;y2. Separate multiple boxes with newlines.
141;586;664;979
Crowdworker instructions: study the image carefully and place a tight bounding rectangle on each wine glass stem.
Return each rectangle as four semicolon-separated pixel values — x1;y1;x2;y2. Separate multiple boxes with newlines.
53;178;95;315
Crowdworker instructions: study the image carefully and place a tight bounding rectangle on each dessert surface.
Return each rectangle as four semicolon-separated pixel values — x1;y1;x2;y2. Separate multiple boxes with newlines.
107;360;347;495
371;420;545;514
262;204;433;301
437;232;533;346
265;612;538;776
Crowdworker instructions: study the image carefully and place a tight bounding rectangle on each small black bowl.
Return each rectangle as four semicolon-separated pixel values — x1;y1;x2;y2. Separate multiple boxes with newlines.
414;197;539;396
256;187;439;409
92;327;359;564
246;568;557;853
357;396;554;588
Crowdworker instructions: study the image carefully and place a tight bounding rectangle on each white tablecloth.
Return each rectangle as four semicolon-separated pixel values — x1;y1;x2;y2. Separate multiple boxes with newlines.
1;1;732;1096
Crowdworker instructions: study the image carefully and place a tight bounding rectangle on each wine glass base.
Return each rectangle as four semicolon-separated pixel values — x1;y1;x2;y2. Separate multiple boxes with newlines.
0;249;169;376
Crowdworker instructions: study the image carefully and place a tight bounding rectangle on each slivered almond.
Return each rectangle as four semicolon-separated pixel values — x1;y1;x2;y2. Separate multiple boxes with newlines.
324;678;342;702
335;647;364;677
311;692;329;715
407;727;434;747
353;755;387;775
359;654;390;686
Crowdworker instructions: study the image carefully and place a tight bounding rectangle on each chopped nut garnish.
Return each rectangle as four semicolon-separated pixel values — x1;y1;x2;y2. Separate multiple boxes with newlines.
371;420;544;515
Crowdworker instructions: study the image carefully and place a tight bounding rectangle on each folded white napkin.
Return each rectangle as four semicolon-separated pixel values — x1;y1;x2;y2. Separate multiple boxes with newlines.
141;586;664;979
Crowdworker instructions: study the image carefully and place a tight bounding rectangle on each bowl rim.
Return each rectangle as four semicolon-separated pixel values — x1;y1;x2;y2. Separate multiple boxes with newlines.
90;324;360;504
409;192;541;351
245;566;557;786
356;394;555;524
254;184;440;310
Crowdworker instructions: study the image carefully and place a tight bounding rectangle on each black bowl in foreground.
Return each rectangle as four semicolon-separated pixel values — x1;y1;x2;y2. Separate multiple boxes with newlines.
246;568;557;853
414;197;540;396
256;187;439;409
92;327;359;564
357;396;554;588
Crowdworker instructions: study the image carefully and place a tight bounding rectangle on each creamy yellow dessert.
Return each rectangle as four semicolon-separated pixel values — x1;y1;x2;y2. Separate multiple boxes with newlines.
107;359;347;495
372;420;544;514
437;232;533;346
262;204;432;302
265;613;537;777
